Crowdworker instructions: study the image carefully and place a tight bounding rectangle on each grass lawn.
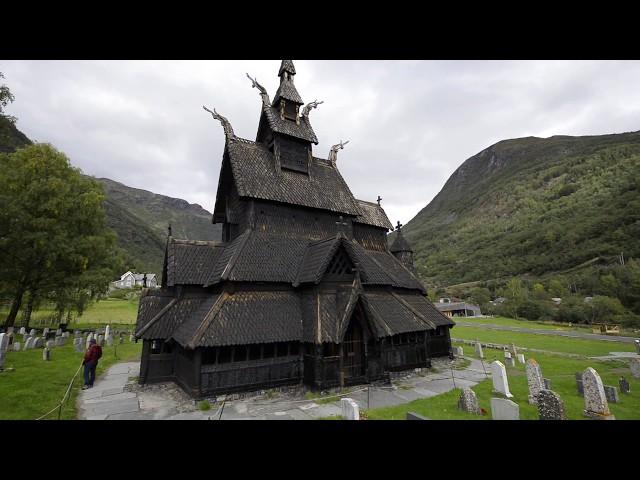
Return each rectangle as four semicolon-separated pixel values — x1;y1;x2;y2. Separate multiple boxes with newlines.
457;316;586;331
452;325;636;357
0;335;142;420
1;297;140;328
364;347;640;420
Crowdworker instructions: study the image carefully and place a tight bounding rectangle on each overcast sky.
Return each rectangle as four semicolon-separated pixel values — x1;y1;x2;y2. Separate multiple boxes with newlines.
2;60;640;225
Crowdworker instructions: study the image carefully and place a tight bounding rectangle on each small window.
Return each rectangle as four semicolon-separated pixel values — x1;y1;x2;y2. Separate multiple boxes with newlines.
249;344;261;361
263;343;275;359
233;346;247;363
218;346;232;364
277;342;288;357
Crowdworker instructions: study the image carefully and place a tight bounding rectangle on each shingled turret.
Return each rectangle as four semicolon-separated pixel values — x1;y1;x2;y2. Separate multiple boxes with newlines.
390;221;416;272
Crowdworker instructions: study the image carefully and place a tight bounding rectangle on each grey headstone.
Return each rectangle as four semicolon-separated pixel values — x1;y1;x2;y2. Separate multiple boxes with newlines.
475;342;484;359
340;398;360;420
45;340;54;349
630;358;640;379
603;385;619;404
504;351;512;359
505;357;515;367
634;339;640;355
0;333;10;369
43;328;49;336
19;327;26;335
74;338;83;353
619;377;630;394
576;372;584;396
537;389;567;420
106;334;113;347
516;353;525;364
490;397;519;420
97;335;104;346
406;412;429;420
458;387;481;414
491;361;513;398
29;329;36;336
33;337;44;348
13;342;21;351
24;337;34;350
42;348;51;361
543;378;551;390
526;359;545;405
583;367;615;419
56;328;62;336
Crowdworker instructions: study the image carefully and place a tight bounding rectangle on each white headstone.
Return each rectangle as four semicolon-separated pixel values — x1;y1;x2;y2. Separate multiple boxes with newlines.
33;337;44;348
106;334;113;347
490;360;513;398
97;335;104;346
74;338;83;352
19;327;26;335
504;351;512;359
517;353;525;364
505;357;515;367
42;348;51;361
13;342;21;351
43;328;50;336
56;328;62;336
0;333;10;369
630;358;640;379
29;329;36;336
85;334;93;350
340;398;360;420
105;325;111;339
490;397;519;420
475;342;484;359
45;340;54;349
634;339;640;355
24;337;34;350
583;367;614;419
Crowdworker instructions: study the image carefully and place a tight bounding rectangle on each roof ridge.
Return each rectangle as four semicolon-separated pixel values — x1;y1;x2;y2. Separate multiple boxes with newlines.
187;292;230;349
221;229;252;280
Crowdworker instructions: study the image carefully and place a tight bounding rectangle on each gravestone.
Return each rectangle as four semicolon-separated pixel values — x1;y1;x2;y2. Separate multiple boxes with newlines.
603;385;619;404
543;378;551;390
576;372;584;396
42;348;51;361
55;336;64;347
97;335;104;346
635;339;640;355
490;397;519;420
34;337;44;348
85;334;93;350
475;342;484;359
583;367;615;420
0;333;10;369
74;338;83;353
63;332;70;338
505;357;515;367
74;330;81;338
510;343;518;356
105;325;111;339
19;327;26;335
630;358;640;379
129;334;135;342
24;337;34;350
526;359;545;405
13;342;21;351
340;398;360;420
43;328;49;336
490;361;513;398
619;377;630;394
516;353;525;364
458;387;481;415
29;329;35;336
106;334;113;347
45;340;54;349
504;351;512;359
119;335;124;345
537;389;567;420
56;328;62;336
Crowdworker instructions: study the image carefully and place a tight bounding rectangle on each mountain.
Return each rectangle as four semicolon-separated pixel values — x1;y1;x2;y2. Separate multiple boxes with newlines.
0;117;221;278
404;130;640;286
96;177;222;275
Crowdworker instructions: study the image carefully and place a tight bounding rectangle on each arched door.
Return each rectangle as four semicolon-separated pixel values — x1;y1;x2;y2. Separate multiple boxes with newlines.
342;317;365;379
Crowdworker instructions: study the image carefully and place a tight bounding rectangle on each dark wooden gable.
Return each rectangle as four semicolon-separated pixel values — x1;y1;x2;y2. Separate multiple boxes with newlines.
322;245;354;281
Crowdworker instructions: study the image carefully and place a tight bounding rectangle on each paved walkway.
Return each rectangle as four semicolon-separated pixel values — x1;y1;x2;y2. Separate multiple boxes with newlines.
77;358;489;420
455;321;639;344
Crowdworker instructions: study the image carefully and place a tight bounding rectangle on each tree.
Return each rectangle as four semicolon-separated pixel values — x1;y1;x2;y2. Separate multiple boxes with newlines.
0;72;16;123
0;143;121;327
588;296;626;324
502;278;527;319
547;278;566;298
468;287;491;307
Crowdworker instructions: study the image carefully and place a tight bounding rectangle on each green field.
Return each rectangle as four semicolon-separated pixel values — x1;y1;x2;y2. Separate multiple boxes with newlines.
451;325;635;357
365;346;639;420
1;297;140;328
458;316;591;331
0;336;142;420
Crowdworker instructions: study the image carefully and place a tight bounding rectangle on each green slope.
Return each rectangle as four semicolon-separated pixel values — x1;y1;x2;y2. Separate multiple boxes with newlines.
404;130;640;285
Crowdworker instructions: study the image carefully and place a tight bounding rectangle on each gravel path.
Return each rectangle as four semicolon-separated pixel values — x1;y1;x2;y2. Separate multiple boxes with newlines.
77;357;488;420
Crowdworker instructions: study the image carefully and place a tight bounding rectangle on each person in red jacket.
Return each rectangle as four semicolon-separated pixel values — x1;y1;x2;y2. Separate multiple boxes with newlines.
82;338;103;389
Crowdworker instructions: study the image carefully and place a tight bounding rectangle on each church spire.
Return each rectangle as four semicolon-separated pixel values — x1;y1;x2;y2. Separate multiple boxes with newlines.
273;60;304;109
278;60;296;78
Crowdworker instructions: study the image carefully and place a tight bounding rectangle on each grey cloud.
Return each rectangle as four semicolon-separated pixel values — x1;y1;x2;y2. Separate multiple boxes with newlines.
2;60;639;226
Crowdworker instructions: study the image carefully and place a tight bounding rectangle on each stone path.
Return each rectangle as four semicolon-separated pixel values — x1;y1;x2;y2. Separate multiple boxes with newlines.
455;321;639;344
77;358;489;420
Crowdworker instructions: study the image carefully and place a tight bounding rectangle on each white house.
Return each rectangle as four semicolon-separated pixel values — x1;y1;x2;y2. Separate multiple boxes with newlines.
112;271;157;289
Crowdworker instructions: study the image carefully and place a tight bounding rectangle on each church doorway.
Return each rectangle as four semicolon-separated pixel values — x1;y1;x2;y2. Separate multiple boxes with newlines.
342;312;366;380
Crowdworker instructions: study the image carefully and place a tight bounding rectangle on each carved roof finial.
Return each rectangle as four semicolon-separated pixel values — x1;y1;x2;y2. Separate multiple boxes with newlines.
396;220;403;231
278;60;296;77
246;73;271;107
203;106;235;141
377;196;382;206
328;140;349;164
168;223;172;237
301;99;323;118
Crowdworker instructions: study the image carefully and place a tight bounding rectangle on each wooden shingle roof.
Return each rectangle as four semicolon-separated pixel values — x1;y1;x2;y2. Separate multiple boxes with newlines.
226;139;360;215
354;200;393;230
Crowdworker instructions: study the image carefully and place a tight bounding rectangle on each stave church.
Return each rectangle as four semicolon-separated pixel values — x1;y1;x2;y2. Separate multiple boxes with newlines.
134;60;454;397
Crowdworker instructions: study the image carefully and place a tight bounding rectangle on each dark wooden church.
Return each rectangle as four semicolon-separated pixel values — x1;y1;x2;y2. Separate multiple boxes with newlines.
134;60;454;397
